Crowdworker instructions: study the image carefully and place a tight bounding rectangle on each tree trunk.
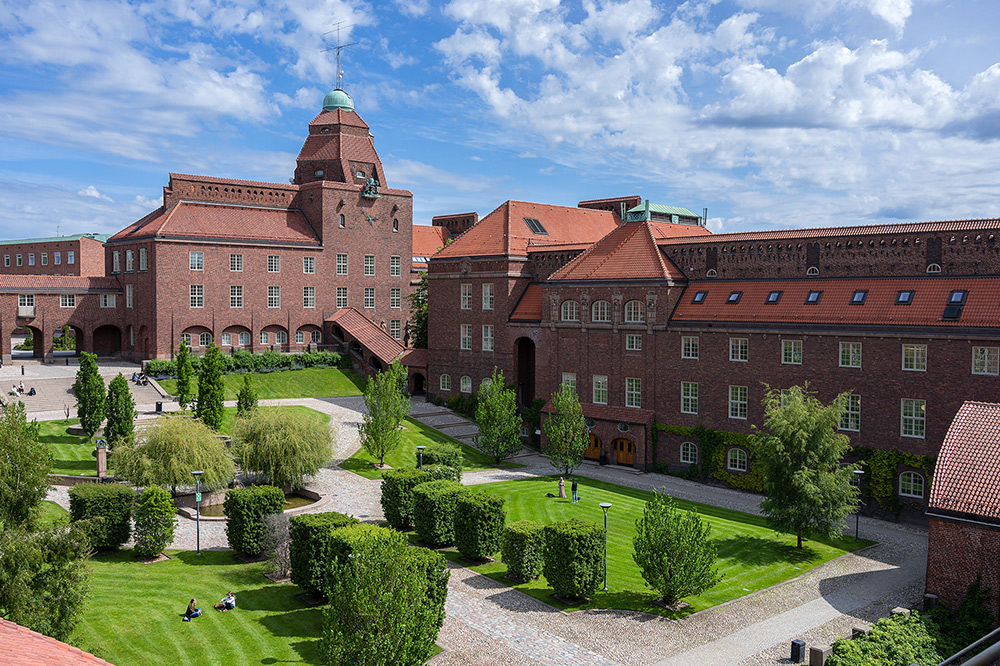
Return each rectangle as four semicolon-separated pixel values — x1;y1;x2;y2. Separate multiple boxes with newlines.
797;532;802;549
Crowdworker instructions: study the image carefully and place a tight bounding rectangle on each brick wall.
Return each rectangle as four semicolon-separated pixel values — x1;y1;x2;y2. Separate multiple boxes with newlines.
0;238;105;277
926;516;1000;624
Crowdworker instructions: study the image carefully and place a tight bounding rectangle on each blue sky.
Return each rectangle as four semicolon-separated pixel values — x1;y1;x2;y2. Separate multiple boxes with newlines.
1;0;999;239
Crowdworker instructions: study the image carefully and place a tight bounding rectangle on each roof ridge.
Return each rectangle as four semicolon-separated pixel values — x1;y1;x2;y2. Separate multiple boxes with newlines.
641;221;677;279
549;222;632;280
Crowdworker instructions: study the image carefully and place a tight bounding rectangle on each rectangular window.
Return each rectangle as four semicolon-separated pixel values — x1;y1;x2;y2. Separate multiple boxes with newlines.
230;285;243;308
482;325;494;351
125;250;133;272
390;288;401;309
260;331;269;345
267;286;281;308
267;255;280;273
138;248;147;271
230;253;243;272
482;283;494;310
901;398;926;438
902;344;927;371
729;385;748;420
111;252;119;273
625;377;641;408
221;332;232;346
336;253;348;275
626;334;642;351
681;381;699;414
730;338;748;362
364;255;375;276
303;256;315;274
337;287;348;308
390;320;401;340
303;286;316;309
18;294;33;307
189;285;204;308
2;255;8;267
28;253;34;266
60;294;76;308
100;293;116;308
15;254;22;267
593;375;608;405
125;284;133;308
972;347;999;376
390;255;401;277
440;374;451;391
55;251;61;265
239;332;250;346
782;339;803;365
681;336;699;359
363;287;375;309
460;324;472;350
840;342;862;368
41;253;47;266
189;252;203;270
561;373;577;392
67;251;74;264
460;283;472;310
295;331;304;344
839;394;861;432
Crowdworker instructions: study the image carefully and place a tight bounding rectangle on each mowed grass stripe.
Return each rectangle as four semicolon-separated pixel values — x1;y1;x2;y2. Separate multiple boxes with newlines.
157;367;364;400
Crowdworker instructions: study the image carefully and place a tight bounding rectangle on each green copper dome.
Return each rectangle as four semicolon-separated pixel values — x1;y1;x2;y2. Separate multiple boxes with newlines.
322;89;354;112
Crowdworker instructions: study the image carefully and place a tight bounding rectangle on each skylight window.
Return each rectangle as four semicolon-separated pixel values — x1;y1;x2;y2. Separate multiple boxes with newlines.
943;290;967;320
727;291;742;304
850;290;867;305
523;217;548;235
896;290;914;305
805;291;822;304
766;291;782;304
949;290;967;304
691;291;707;304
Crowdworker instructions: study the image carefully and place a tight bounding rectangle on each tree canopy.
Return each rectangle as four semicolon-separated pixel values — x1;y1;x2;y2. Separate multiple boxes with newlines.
175;338;194;410
359;362;410;467
195;341;225;430
73;352;105;440
232;408;333;488
0;402;50;530
473;368;522;463
104;373;136;447
404;272;428;349
543;383;589;475
235;373;259;417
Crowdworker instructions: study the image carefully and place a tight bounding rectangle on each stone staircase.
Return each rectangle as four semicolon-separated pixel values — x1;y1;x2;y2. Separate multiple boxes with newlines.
5;375;167;418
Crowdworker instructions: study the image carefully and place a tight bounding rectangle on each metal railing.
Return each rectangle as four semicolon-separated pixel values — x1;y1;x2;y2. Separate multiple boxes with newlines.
927;624;1000;666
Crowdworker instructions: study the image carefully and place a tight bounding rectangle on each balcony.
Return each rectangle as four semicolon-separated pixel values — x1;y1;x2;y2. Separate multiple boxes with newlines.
17;305;36;319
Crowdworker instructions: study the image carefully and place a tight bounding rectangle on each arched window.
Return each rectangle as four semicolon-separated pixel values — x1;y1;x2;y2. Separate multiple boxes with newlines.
276;331;288;345
706;269;718;278
899;471;924;498
338;214;346;229
393;219;399;233
680;441;698;465
591;300;611;322
624;300;645;323
727;448;747;472
440;374;451;391
260;331;269;345
460;376;472;393
311;330;322;344
926;263;942;273
561;300;580;322
238;332;251;346
199;332;212;347
181;333;192;346
480;377;492;389
806;266;820;276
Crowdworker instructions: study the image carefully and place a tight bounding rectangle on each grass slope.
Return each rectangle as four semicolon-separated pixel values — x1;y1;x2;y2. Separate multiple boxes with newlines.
38;500;69;528
73;550;323;666
157;367;364;400
434;476;872;618
341;417;521;479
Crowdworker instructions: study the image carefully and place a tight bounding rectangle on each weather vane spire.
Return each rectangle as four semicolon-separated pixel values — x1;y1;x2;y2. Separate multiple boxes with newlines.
322;21;358;90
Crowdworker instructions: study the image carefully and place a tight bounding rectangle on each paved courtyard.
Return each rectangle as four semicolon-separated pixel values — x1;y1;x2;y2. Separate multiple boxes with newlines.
44;393;928;665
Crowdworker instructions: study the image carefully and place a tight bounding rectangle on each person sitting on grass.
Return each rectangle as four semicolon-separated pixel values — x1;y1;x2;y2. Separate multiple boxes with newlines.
214;592;236;612
183;599;202;621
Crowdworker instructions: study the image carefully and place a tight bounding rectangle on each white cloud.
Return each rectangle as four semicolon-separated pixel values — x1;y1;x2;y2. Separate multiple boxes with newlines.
385;158;494;193
78;186;113;202
736;0;913;32
395;0;430;17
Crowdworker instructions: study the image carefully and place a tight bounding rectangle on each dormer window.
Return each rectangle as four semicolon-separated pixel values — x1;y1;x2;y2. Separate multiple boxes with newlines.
949;290;967;304
943;290;967;320
727;291;742;304
766;291;782;304
691;291;707;304
320;127;331;134
896;290;914;305
805;290;822;304
314;170;324;178
850;290;867;305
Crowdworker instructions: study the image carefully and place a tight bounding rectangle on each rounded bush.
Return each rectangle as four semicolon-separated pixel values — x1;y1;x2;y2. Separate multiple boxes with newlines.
420;442;462;470
133;486;176;559
454;492;506;560
501;520;546;582
424;463;461;483
68;482;134;550
224;485;285;556
289;511;359;598
380;468;432;529
542;519;604;599
412;479;469;547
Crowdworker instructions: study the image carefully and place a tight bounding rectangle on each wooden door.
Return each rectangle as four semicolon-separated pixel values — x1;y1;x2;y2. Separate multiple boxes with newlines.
613;438;634;466
584;434;602;460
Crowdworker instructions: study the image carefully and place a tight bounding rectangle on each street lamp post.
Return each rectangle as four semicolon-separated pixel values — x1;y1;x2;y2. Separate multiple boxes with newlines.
416;445;426;470
599;502;612;591
192;470;204;556
854;469;864;542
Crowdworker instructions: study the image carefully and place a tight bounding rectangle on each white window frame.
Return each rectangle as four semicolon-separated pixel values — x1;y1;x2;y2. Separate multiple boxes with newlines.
460;376;472;393
267;255;280;273
460;324;472;350
591;300;610;322
482;324;494;351
973;346;999;376
681;381;698;415
138;248;147;271
593;375;608;405
181;333;192;346
729;385;748;420
303;256;316;274
260;331;269;345
60;294;76;308
336;253;348;276
730;338;748;362
276;331;288;345
189;285;204;308
41;252;47;266
901;398;926;438
336;287;348;308
230;253;243;272
839;394;861;432
782;339;803;365
28;253;34;267
460;283;472;310
238;332;250;346
364;254;375;276
390;320;401;340
125;284;133;308
680;441;698;465
199;332;212;347
311;330;321;344
295;331;304;344
111;251;119;273
390;288;401;309
902;344;927;372
221;332;232;346
267;286;281;309
67;251;74;264
561;300;580;322
624;299;645;323
625;377;641;408
626;334;642;351
363;287;375;309
390;255;401;277
727;448;748;472
681;336;699;360
561;373;577;392
55;252;62;265
482;283;494;311
303;286;316;309
840;342;862;368
899;471;924;499
440;374;452;391
230;285;243;309
189;252;203;271
100;293;115;308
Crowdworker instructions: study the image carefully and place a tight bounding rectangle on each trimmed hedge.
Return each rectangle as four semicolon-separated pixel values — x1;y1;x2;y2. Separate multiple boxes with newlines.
403;545;450;634
223;485;285;556
327;523;407;568
419;441;462;469
381;468;432;529
501;520;546;582
133;485;176;559
424;463;461;483
145;349;343;377
68;483;134;550
412;479;469;547
542;519;604;599
454;492;506;560
289;511;359;598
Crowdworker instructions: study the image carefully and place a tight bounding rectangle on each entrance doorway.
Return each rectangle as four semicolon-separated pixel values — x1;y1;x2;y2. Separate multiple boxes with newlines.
613;438;634;466
585;434;602;461
515;337;536;408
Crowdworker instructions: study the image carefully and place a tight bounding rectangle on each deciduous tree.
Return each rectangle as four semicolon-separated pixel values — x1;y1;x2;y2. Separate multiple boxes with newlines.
175;338;194;410
195;341;225;430
235;373;259;417
104;373;136;447
404;272;428;349
543;383;589;475
73;352;105;440
232;408;333;488
473;367;522;463
0;402;50;530
359;362;410;467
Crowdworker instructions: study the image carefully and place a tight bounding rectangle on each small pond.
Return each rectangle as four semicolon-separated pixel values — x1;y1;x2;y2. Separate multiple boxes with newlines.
196;493;316;517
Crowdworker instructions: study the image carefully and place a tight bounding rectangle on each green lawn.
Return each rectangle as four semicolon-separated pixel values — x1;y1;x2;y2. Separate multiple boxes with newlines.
428;476;872;618
157;367;364;400
215;405;331;435
38;500;69;528
38;418;96;476
340;417;522;479
73;550;324;666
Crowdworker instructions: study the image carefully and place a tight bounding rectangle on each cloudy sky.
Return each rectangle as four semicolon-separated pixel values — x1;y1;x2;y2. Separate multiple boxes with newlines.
1;0;998;239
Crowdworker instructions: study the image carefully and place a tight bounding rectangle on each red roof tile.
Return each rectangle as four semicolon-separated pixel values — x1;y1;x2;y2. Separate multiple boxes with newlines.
648;222;713;239
542;401;654;426
0;275;119;293
326;307;405;366
110;201;320;245
510;284;543;321
525;242;594;253
549;222;686;282
670;277;1000;328
0;618;116;666
413;225;450;258
930;402;1000;520
434;201;619;259
657;218;1000;246
400;348;427;368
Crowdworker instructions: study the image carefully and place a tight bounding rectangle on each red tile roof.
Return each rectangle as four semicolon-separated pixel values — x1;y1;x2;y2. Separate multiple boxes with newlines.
0;275;119;293
0;618;116;666
542;401;654;426
670;277;1000;328
434;201;620;259
110;201;320;245
326;307;405;366
648;221;713;239
657;218;1000;246
400;348;427;368
509;284;543;321
549;222;686;282
929;402;1000;521
413;225;450;258
525;242;594;254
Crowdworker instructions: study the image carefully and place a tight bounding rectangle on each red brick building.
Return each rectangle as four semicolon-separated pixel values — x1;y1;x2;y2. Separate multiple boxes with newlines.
926;401;1000;624
0;233;108;277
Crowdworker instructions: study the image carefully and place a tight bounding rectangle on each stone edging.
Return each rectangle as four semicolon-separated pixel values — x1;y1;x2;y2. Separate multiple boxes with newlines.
175;487;332;521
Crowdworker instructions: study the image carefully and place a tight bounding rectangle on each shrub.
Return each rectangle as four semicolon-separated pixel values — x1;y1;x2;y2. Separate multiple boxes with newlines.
501;520;546;581
380;468;432;529
826;612;942;666
231;407;333;489
68;482;134;550
542;519;604;599
104;374;136;447
262;513;292;578
133;486;176;559
144;350;343;378
235;373;259;417
404;546;450;634
289;512;359;598
412;479;469;547
223;485;285;556
454;492;506;560
420;441;462;481
424;463;462;483
326;523;408;572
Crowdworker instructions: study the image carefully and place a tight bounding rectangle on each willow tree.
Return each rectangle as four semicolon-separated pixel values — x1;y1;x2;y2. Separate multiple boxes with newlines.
232;408;333;489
